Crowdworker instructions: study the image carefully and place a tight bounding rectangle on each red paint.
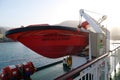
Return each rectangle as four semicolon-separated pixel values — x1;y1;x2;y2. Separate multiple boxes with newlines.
81;21;89;29
1;65;20;80
6;25;89;58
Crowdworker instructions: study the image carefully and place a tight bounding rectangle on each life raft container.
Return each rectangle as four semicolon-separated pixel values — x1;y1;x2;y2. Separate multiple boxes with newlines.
0;61;36;80
0;73;3;80
22;61;36;77
0;72;9;80
1;65;19;80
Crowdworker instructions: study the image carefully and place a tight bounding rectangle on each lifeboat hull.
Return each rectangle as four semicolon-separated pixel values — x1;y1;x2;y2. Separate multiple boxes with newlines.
5;25;89;58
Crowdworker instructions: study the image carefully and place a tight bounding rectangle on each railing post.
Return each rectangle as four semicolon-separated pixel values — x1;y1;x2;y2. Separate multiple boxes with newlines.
114;49;117;80
95;62;99;80
105;57;108;80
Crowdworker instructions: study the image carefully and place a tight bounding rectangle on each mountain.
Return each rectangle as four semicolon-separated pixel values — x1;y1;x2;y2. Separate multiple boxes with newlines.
0;27;13;42
57;20;79;28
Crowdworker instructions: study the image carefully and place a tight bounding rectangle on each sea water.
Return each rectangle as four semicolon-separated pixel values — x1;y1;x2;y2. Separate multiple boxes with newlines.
0;42;62;71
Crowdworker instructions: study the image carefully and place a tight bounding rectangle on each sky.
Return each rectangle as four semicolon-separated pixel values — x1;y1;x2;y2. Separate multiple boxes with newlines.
0;0;120;29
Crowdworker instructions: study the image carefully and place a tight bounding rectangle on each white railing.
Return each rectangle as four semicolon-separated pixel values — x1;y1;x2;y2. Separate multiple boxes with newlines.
109;43;120;79
55;53;109;80
55;44;120;80
74;57;108;80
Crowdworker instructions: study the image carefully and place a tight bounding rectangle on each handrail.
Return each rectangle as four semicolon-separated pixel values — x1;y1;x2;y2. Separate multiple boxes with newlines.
110;46;120;52
55;53;109;80
112;43;120;44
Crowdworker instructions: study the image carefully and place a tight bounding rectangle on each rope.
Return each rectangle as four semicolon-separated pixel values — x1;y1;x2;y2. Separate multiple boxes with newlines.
78;14;82;27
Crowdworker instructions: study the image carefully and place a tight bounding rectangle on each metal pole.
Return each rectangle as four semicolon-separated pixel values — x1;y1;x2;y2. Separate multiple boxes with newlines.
89;31;92;61
114;49;116;80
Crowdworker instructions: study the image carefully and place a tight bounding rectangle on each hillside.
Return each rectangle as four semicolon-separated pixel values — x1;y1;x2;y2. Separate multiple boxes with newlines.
0;27;13;42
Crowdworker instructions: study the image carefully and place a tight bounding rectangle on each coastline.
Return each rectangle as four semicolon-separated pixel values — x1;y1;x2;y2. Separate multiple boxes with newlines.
0;40;14;43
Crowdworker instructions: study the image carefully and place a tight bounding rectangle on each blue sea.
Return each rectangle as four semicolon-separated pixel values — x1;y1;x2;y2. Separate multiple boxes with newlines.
0;42;62;71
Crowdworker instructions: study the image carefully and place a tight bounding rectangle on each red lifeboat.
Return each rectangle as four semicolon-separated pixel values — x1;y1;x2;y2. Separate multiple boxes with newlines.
5;25;89;58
